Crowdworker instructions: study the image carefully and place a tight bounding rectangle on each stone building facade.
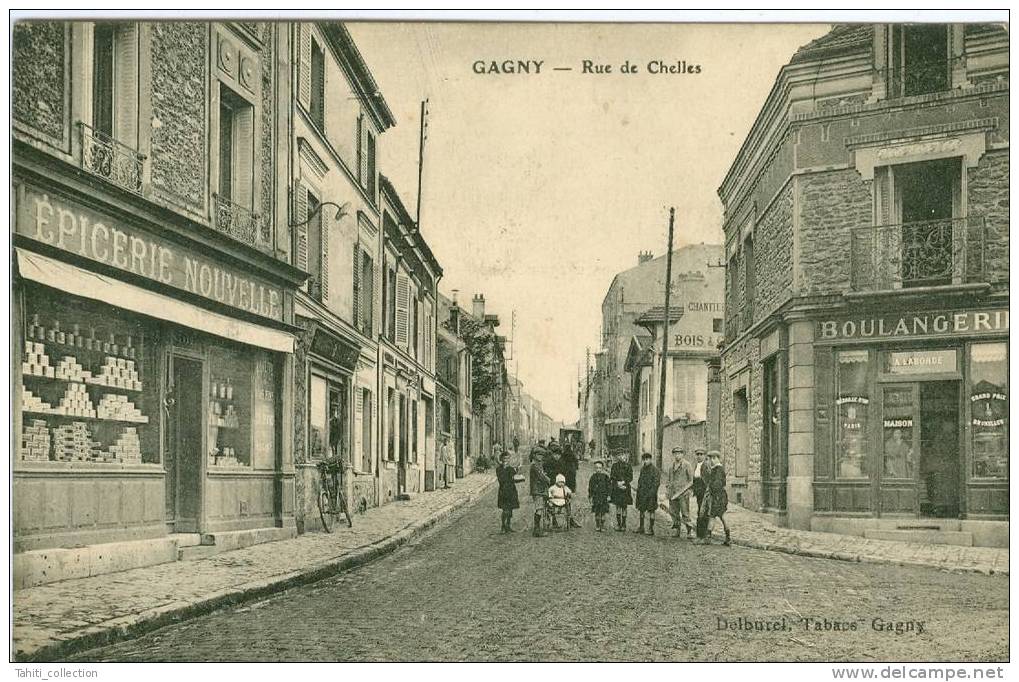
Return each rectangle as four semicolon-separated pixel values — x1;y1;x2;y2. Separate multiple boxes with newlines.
12;22;305;573
719;23;1008;547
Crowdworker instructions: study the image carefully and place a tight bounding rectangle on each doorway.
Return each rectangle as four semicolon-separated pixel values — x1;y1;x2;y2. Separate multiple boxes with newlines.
919;381;960;518
166;356;204;533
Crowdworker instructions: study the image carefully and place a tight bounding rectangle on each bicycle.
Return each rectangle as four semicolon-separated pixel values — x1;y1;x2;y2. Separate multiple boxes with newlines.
316;456;353;532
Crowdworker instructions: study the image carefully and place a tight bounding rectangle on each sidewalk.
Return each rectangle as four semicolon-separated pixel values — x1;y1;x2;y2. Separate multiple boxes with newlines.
14;473;496;662
660;495;1008;576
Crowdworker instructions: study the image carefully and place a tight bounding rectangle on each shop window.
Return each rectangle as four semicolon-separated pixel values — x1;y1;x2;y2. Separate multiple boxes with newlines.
207;345;258;468
882;386;916;479
836;350;870;479
19;291;158;466
970;343;1007;478
309;375;327;461
361;388;372;472
328;383;348;463
889;24;949;98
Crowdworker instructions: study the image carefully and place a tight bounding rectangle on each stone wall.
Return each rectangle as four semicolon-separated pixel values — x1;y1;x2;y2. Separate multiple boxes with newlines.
719;332;763;511
796;169;874;294
753;183;794;322
12;22;66;145
967;149;1009;283
150;23;208;214
258;22;276;246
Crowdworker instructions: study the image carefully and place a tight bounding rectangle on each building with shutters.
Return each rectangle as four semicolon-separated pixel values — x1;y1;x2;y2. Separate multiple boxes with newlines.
378;176;442;503
718;23;1008;547
288;22;396;529
12;21;307;577
437;292;475;478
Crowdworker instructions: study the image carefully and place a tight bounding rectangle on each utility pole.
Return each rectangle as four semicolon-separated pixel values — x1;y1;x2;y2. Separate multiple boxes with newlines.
415;99;429;226
655;208;677;468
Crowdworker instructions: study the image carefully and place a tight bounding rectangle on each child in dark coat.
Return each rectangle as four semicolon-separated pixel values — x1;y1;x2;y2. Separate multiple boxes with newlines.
609;452;633;531
495;451;520;533
635;452;661;535
587;460;612;531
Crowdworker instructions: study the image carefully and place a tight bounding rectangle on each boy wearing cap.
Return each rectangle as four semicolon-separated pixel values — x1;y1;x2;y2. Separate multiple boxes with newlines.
704;450;731;546
667;447;695;538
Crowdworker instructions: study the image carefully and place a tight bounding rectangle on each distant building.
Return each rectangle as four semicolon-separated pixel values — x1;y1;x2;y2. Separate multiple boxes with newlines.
595;244;724;459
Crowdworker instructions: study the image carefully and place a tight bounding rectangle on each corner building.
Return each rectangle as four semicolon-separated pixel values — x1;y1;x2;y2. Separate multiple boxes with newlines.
719;24;1008;546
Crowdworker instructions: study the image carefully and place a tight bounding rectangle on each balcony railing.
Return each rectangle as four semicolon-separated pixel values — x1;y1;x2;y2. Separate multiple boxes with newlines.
79;122;145;195
850;216;986;292
212;193;273;256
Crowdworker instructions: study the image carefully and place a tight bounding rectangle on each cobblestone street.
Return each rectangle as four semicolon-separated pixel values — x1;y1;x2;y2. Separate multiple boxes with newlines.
74;465;1008;662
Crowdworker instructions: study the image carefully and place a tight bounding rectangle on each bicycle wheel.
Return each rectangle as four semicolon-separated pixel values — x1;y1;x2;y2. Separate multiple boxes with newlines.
318;489;334;533
338;492;353;528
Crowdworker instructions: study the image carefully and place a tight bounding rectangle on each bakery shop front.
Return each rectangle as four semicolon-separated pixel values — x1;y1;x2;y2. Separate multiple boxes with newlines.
812;307;1008;534
13;180;304;556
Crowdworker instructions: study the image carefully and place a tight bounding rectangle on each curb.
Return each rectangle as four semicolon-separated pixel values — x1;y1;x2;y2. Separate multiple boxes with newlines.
656;501;1008;577
16;477;497;662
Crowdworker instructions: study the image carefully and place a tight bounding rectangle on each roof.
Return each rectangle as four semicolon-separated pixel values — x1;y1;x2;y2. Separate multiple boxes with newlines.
379;175;443;278
789;24;872;64
634;305;687;328
324;24;397;131
623;334;654;373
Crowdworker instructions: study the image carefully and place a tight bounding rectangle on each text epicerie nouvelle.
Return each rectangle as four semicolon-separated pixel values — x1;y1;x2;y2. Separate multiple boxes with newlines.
472;59;701;75
717;616;927;635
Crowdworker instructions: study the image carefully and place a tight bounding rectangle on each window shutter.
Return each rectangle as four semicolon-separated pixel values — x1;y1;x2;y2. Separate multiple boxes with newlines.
352;246;361;328
297;23;311;110
353;386;363;466
366;132;377;198
373;258;382;338
113;23;139;148
233;106;255;211
362;253;373;335
356;114;365;184
294;182;310;279
319;209;329;301
396;273;409;346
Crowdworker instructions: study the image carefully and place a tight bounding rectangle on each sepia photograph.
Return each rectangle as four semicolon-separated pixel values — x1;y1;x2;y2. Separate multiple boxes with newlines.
7;9;1010;670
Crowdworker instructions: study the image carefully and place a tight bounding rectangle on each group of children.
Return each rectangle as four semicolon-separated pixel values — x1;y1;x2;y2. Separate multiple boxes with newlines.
494;445;731;544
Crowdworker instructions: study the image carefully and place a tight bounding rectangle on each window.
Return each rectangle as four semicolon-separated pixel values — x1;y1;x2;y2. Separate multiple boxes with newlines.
360;251;374;335
411;399;418;463
385;266;397;342
412;296;419;359
970;343;1007;479
386;387;396;461
734;387;749;477
361;388;372;472
743;236;755;320
836;350;870;479
398;393;408;463
894;158;960;288
440;398;452;434
309;375;328;461
92;24;115;137
882;386;915;479
889;24;949;98
306;191;323;298
357;116;377;200
762;356;784;483
309;37;325;131
713;318;724;334
217;85;255;210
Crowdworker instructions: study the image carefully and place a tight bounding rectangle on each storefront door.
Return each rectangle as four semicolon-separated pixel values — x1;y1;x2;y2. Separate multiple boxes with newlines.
879;381;960;518
918;381;960;518
167;355;204;533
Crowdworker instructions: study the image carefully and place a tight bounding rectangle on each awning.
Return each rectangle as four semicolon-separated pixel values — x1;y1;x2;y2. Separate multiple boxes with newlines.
17;249;294;353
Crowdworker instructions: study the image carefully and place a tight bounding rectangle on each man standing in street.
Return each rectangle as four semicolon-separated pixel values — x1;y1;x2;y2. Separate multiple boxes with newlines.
529;451;551;537
635;452;661;535
692;447;708;540
667;446;695;538
439;435;454;489
609;451;633;531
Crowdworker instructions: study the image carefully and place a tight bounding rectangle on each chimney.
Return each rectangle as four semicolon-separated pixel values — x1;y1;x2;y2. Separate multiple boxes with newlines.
472;293;486;319
638;251;654;265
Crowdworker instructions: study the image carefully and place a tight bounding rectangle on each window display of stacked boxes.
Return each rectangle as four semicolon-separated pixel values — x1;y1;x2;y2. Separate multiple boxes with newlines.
18;298;156;466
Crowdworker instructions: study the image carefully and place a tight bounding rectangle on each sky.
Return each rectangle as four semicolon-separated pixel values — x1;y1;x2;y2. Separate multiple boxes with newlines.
346;21;830;423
